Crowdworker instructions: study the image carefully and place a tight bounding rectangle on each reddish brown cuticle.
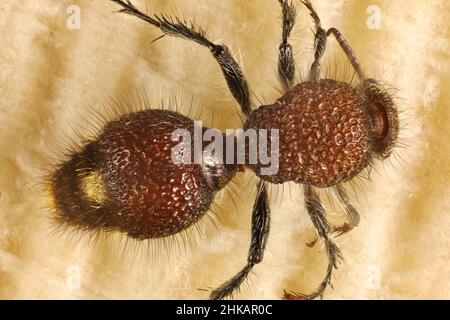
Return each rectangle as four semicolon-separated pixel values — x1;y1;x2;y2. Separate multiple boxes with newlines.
52;109;236;239
363;79;399;159
370;101;389;138
244;79;372;188
51;79;398;239
43;0;405;301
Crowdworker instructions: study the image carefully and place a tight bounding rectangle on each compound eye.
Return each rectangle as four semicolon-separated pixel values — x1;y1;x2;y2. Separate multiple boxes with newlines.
363;79;399;158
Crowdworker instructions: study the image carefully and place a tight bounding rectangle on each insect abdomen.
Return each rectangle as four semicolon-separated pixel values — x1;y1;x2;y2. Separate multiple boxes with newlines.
50;109;233;239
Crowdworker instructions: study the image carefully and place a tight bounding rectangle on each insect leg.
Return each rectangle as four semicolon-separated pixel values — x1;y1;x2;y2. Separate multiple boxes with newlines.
306;184;360;247
277;0;297;91
335;184;360;229
284;185;342;299
301;0;327;82
210;181;270;299
326;28;365;82
109;0;252;116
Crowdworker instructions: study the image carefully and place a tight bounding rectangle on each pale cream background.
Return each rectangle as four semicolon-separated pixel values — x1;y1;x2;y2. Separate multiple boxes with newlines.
0;0;449;299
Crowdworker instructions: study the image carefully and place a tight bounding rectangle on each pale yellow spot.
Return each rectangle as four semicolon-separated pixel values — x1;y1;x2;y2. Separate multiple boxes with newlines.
81;171;107;204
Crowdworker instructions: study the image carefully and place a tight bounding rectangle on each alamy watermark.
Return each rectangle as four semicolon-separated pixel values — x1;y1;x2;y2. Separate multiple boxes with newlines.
66;5;81;30
66;265;81;290
366;265;382;290
366;5;382;30
171;121;280;176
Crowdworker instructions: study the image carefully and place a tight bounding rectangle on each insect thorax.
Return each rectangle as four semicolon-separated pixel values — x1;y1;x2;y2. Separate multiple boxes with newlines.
244;79;373;187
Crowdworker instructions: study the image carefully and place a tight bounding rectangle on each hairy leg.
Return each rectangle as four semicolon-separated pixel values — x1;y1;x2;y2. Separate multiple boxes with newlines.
210;181;271;299
302;1;366;84
326;27;365;82
277;0;297;91
284;185;342;300
301;0;327;82
109;0;252;116
306;184;360;247
335;184;360;228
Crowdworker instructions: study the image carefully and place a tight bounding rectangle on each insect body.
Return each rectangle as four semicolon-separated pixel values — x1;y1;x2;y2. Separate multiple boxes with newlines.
247;79;372;187
49;0;399;300
52;110;239;239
